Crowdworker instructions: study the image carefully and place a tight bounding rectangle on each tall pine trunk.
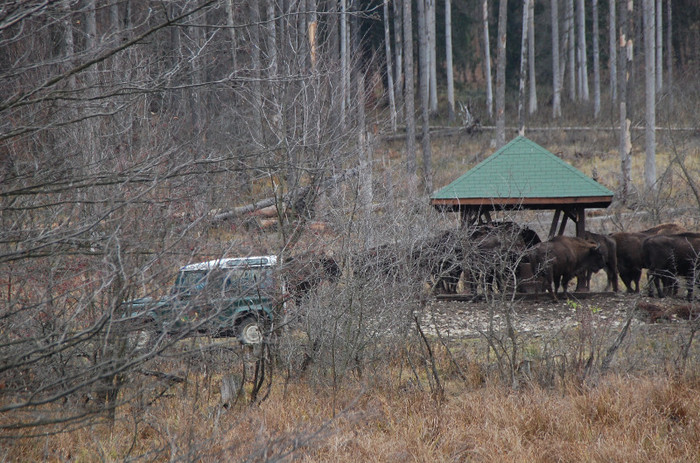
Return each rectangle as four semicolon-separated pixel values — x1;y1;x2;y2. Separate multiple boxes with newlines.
383;0;397;132
619;0;633;202
393;0;404;116
445;0;456;122
608;0;618;102
644;0;657;190
340;0;348;129
483;0;494;118
417;0;433;192
528;0;537;114
518;0;530;135
495;0;508;147
428;0;438;115
665;0;672;103
566;0;576;101
576;0;589;101
655;0;663;92
592;0;601;117
403;0;417;179
551;0;562;117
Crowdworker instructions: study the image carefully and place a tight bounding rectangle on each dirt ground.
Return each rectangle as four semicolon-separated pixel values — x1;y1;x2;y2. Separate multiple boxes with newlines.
423;290;696;340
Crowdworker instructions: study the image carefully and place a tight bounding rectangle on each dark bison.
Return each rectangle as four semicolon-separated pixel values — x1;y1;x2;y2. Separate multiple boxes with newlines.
462;222;542;297
576;231;618;292
415;229;464;294
611;223;686;293
285;252;342;304
528;236;606;299
642;232;700;300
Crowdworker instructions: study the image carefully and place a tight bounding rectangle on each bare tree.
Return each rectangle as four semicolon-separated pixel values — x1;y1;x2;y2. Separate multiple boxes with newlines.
527;0;537;114
483;0;494;118
393;0;404;116
518;0;530;135
619;0;634;202
340;0;349;129
655;0;663;92
446;0;456;122
427;0;438;115
551;0;562;117
665;0;672;100
383;0;397;132
609;0;618;103
404;0;417;180
576;0;589;101
565;0;576;101
644;0;657;190
495;0;509;147
417;0;433;192
592;0;602;118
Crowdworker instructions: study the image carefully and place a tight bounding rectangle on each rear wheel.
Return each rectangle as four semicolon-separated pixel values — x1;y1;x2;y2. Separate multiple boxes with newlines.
237;315;265;345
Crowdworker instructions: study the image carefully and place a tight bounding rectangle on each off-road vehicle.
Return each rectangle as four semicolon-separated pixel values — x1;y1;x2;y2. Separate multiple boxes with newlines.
126;255;281;344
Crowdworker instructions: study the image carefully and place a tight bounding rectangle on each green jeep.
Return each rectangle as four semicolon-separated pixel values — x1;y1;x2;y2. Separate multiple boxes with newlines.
127;255;281;344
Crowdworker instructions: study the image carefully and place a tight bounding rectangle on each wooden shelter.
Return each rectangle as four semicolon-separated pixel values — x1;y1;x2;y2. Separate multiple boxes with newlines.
430;136;614;237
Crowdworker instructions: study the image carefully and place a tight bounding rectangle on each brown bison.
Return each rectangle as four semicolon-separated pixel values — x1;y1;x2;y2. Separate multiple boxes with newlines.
462;222;541;298
642;232;700;300
611;223;686;293
576;231;619;292
285;252;342;304
529;236;606;299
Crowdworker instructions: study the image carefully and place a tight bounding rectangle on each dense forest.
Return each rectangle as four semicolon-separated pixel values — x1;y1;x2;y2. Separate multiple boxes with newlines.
1;1;700;460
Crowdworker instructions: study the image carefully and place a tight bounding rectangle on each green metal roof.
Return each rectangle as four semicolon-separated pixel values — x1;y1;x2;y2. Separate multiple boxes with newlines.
431;136;614;209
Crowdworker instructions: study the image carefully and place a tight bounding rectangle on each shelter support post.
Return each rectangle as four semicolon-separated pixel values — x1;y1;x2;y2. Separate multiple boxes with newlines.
549;207;587;238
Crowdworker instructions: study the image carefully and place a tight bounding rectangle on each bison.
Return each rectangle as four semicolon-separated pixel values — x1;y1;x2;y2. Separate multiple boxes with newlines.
528;236;606;299
642;232;700;300
285;252;342;304
576;231;619;292
611;223;686;293
461;222;542;298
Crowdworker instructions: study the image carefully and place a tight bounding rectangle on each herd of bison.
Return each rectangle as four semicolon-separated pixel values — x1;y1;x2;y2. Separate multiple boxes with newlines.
286;221;700;304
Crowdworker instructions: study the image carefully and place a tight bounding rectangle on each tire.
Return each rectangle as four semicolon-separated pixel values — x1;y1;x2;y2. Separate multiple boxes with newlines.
237;315;265;345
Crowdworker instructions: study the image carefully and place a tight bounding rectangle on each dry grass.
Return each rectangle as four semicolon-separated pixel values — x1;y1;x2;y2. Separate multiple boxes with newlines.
7;371;700;462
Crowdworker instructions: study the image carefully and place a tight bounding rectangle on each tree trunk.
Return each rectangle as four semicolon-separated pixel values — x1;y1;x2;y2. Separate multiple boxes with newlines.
393;0;404;116
356;71;373;222
655;0;663;92
551;0;562;117
445;0;456;122
644;0;657;190
495;0;508;147
383;0;397;132
576;0;589;101
608;0;618;102
619;0;633;202
417;0;433;192
428;0;438;115
592;0;601;117
403;0;417;179
225;0;237;71
528;0;537;114
665;0;672;103
340;0;348;129
518;0;530;135
483;0;494;118
566;0;576;101
250;1;263;139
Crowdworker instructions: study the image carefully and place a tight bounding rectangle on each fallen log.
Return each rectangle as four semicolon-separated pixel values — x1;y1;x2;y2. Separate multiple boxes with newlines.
210;167;359;224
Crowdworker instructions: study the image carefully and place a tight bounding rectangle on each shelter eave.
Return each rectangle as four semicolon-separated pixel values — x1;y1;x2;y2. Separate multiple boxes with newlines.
430;195;613;210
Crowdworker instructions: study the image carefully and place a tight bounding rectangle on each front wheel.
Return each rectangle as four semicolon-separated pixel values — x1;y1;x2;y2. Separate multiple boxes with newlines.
237;316;265;345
